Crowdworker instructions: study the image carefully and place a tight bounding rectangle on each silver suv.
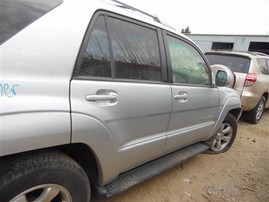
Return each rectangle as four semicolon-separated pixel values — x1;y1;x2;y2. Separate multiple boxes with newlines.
0;0;241;201
206;51;269;124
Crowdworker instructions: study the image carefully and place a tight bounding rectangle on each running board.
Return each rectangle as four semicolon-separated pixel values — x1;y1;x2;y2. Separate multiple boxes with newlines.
95;143;209;198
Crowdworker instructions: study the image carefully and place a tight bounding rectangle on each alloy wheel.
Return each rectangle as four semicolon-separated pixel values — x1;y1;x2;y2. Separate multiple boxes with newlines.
211;123;233;152
255;100;264;121
10;184;72;202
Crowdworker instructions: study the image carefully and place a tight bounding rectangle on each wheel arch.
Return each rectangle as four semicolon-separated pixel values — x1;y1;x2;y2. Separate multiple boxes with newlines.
56;143;99;183
263;92;268;104
210;95;241;138
263;92;269;109
229;108;242;121
263;92;268;100
0;143;100;187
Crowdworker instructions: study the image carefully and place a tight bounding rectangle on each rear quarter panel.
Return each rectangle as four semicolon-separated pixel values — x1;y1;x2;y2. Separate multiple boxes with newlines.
0;1;96;156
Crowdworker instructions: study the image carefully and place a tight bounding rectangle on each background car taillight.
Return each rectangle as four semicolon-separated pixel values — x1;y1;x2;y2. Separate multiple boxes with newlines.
244;73;257;87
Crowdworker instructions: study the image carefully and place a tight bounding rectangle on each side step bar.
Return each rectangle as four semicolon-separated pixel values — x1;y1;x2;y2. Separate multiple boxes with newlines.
95;142;209;198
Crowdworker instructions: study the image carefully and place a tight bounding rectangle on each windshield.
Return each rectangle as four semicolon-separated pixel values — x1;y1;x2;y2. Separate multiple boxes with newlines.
206;54;251;73
0;0;63;45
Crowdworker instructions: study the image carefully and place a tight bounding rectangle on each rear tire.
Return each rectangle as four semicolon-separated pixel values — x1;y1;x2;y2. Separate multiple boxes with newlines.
243;96;266;124
0;151;91;202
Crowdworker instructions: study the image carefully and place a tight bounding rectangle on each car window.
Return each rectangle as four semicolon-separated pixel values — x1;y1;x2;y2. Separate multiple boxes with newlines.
0;0;63;45
257;58;269;75
166;35;210;85
108;17;161;81
206;54;251;73
78;15;111;78
75;15;162;82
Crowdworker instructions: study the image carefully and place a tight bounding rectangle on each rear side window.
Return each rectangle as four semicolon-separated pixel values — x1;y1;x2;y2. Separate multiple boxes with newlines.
0;0;63;45
75;15;162;82
257;58;269;75
206;54;251;73
79;15;111;78
108;17;161;81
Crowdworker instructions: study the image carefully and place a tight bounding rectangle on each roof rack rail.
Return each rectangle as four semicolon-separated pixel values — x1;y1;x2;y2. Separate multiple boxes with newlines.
251;52;269;56
111;0;161;23
210;50;269;56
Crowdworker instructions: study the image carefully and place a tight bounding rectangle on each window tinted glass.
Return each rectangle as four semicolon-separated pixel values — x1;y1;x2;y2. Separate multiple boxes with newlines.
108;17;161;81
0;0;63;45
77;15;111;78
167;36;210;85
257;58;269;75
206;54;251;73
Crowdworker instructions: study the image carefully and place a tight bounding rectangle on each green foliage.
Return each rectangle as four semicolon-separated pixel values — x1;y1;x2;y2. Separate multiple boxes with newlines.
181;26;191;34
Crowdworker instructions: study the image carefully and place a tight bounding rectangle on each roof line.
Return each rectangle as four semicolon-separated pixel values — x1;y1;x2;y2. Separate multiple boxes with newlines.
185;33;269;37
111;0;161;23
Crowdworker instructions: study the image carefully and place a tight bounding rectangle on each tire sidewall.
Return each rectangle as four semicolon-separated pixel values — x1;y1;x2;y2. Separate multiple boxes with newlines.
0;153;91;202
254;96;266;123
243;96;266;124
222;114;237;152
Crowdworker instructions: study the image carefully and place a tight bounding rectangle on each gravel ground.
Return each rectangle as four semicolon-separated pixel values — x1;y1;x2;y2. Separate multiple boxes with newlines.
93;109;269;202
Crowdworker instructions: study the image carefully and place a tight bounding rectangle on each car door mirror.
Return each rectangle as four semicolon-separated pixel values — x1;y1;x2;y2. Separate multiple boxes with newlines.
216;70;228;86
211;64;235;88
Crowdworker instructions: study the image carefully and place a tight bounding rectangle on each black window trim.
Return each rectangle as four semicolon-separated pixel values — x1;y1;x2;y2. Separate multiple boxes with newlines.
73;10;168;84
162;30;213;87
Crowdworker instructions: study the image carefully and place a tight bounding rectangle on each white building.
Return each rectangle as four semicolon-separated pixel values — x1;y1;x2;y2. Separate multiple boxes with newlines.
186;34;269;55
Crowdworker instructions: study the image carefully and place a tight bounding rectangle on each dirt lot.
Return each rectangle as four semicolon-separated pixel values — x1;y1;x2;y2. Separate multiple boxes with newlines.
94;110;269;202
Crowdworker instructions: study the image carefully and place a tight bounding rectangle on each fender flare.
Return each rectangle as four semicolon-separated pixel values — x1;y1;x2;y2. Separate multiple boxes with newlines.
210;96;241;138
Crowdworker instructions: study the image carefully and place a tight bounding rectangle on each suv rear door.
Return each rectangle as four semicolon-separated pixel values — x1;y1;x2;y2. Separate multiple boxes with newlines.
70;14;171;173
163;33;219;153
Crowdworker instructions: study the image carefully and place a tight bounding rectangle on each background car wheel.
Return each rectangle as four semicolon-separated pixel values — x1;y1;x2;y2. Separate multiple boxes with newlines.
243;96;266;124
0;151;91;202
207;113;237;154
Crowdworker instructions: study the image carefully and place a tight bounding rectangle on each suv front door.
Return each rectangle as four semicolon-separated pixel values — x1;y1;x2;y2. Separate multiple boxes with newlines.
163;33;219;153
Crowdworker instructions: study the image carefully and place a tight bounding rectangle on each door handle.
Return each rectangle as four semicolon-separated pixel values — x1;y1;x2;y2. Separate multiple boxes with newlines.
174;94;188;100
174;92;188;102
86;93;118;102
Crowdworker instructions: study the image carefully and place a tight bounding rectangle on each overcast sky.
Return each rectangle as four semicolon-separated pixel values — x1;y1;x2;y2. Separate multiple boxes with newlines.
121;0;269;35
